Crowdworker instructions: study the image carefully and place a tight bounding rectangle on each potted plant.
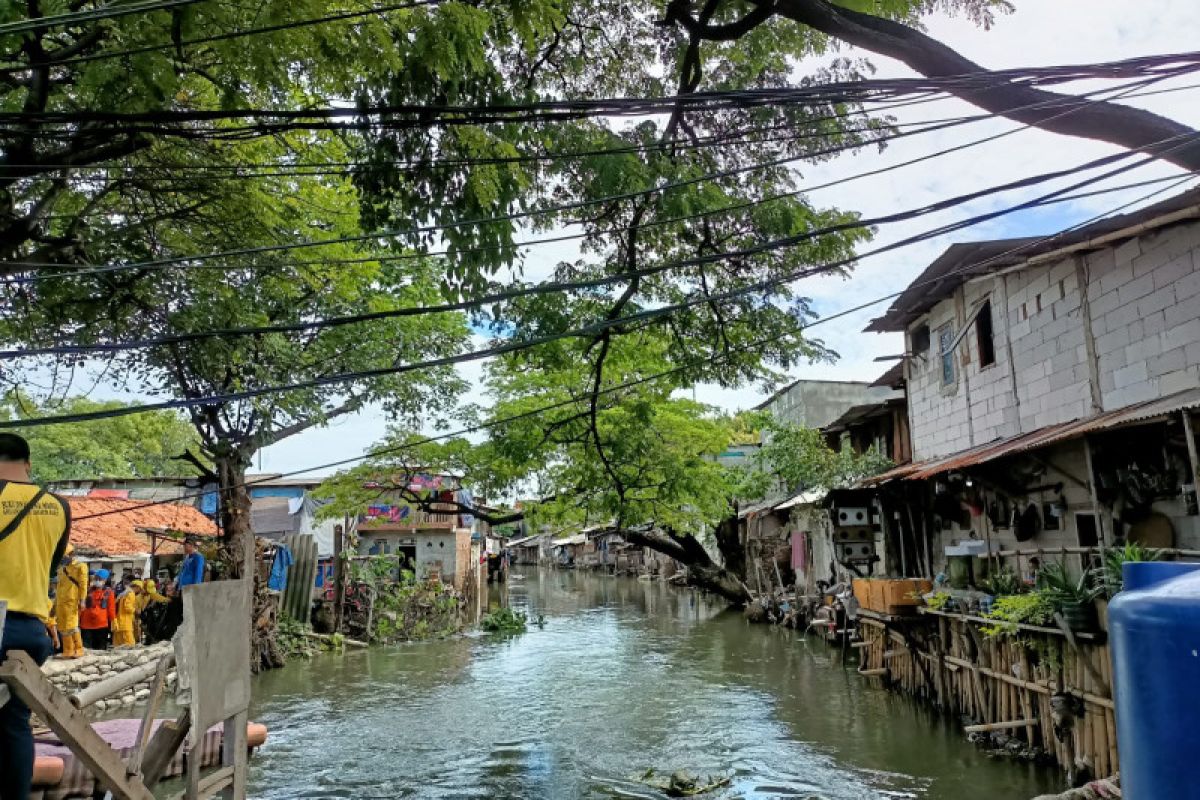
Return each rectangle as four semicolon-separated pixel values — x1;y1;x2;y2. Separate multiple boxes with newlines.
1037;561;1102;633
1093;542;1162;631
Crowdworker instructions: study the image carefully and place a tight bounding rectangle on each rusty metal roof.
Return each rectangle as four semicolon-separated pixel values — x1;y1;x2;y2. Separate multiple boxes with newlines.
867;187;1200;333
872;387;1200;483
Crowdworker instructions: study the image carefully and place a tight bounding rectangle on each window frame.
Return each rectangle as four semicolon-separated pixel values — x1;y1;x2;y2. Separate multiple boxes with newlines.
938;323;956;387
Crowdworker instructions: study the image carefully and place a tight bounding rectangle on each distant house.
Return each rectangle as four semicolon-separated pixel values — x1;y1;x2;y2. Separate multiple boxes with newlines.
353;472;477;591
50;475;217;514
245;475;340;556
65;496;218;576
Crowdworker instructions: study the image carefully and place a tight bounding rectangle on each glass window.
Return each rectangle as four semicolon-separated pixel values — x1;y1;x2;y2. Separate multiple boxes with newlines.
938;324;955;385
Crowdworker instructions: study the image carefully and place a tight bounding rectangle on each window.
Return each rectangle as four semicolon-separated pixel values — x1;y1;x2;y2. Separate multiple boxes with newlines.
911;324;931;355
975;300;996;367
938;324;955;386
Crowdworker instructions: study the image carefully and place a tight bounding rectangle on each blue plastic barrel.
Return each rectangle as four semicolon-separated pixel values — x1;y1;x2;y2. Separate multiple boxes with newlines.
1109;561;1200;798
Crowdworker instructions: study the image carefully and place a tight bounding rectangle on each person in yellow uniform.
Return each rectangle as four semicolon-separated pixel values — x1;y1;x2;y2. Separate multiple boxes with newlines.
53;545;88;658
0;433;71;800
111;580;142;648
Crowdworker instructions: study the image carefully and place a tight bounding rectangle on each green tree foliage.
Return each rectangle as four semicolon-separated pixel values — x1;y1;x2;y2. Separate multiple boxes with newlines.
7;0;1184;586
747;414;893;496
1;391;200;482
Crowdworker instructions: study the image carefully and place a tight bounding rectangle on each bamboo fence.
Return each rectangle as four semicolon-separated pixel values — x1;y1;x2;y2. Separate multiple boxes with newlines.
855;608;1117;779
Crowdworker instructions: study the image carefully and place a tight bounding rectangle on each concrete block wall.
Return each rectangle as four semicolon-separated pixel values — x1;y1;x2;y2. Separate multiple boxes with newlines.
906;293;973;459
905;219;1200;461
1084;222;1200;409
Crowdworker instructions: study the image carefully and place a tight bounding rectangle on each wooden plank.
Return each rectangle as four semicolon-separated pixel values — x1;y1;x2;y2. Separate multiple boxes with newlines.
0;651;154;800
142;708;191;787
169;766;236;800
964;718;1039;733
127;654;175;778
221;709;249;800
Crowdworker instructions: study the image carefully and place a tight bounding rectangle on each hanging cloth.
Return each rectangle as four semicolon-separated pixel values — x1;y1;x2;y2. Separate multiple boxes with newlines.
267;544;295;592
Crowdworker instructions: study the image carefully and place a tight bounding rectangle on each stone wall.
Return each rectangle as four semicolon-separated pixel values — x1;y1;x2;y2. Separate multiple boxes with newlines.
39;642;178;714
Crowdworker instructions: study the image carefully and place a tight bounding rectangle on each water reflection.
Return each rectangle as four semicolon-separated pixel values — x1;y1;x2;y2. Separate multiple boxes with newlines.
246;567;1057;799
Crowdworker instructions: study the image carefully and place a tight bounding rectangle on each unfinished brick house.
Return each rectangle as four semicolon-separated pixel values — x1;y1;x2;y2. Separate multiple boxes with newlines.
861;188;1200;577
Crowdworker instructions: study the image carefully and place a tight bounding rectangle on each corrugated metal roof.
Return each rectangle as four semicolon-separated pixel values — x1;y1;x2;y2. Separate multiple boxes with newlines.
876;387;1200;483
551;534;587;547
774;489;825;510
867;188;1200;333
507;535;540;548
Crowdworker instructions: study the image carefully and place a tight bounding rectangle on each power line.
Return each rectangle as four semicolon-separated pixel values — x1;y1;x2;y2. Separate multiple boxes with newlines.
4;52;1197;132
11;76;1198;180
3;137;1182;360
0;0;442;74
7;136;1192;429
9;71;1184;281
0;0;206;37
68;172;1199;522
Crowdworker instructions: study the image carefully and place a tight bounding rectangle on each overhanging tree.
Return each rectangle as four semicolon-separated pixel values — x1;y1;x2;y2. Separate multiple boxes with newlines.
1;390;201;482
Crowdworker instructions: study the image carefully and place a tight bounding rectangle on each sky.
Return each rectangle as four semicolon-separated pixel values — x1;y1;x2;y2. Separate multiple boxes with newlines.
30;1;1200;476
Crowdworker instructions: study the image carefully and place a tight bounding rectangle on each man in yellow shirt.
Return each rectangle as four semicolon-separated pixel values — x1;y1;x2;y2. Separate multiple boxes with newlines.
0;433;70;800
53;545;87;658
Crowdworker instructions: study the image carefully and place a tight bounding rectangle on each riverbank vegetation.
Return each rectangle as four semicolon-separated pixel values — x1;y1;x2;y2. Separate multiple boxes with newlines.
480;607;530;634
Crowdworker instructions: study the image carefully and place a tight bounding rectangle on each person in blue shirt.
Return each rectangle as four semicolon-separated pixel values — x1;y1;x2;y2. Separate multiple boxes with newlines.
176;536;206;590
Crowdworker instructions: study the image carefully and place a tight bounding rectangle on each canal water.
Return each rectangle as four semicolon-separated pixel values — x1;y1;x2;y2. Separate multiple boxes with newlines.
246;568;1059;799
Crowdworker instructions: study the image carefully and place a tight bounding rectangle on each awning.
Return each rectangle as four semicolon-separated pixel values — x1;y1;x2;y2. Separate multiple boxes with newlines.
774;490;825;510
871;387;1200;483
737;497;784;519
551;534;587;547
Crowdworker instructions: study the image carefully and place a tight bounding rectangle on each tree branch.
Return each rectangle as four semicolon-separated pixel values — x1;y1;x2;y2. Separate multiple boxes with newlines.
758;0;1200;170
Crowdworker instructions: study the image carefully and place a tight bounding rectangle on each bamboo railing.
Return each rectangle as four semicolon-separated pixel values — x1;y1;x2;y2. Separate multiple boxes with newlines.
856;609;1117;779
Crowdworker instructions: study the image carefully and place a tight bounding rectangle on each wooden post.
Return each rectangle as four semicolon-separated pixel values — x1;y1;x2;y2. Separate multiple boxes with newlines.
1083;437;1110;556
333;523;346;634
126;655;175;778
1183;411;1200;515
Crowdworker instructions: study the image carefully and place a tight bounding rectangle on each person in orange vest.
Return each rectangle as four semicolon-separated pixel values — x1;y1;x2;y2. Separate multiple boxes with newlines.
112;581;142;647
80;571;116;651
53;545;88;658
0;433;71;800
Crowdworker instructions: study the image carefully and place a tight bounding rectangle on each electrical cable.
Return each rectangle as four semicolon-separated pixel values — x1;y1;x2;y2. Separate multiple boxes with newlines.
0;0;442;74
7;134;1194;428
6;52;1199;126
0;0;207;37
66;171;1200;522
8;70;1186;280
4;135;1185;359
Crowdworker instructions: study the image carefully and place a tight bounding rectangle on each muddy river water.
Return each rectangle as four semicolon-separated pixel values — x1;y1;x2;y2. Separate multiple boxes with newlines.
244;567;1058;799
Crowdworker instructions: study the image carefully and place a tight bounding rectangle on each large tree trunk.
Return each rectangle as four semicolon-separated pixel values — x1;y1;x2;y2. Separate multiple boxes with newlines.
214;450;255;581
621;527;751;605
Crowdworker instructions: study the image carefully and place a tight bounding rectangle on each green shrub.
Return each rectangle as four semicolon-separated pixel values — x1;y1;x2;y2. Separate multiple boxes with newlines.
1097;542;1162;598
481;606;528;634
982;593;1055;637
925;591;952;611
